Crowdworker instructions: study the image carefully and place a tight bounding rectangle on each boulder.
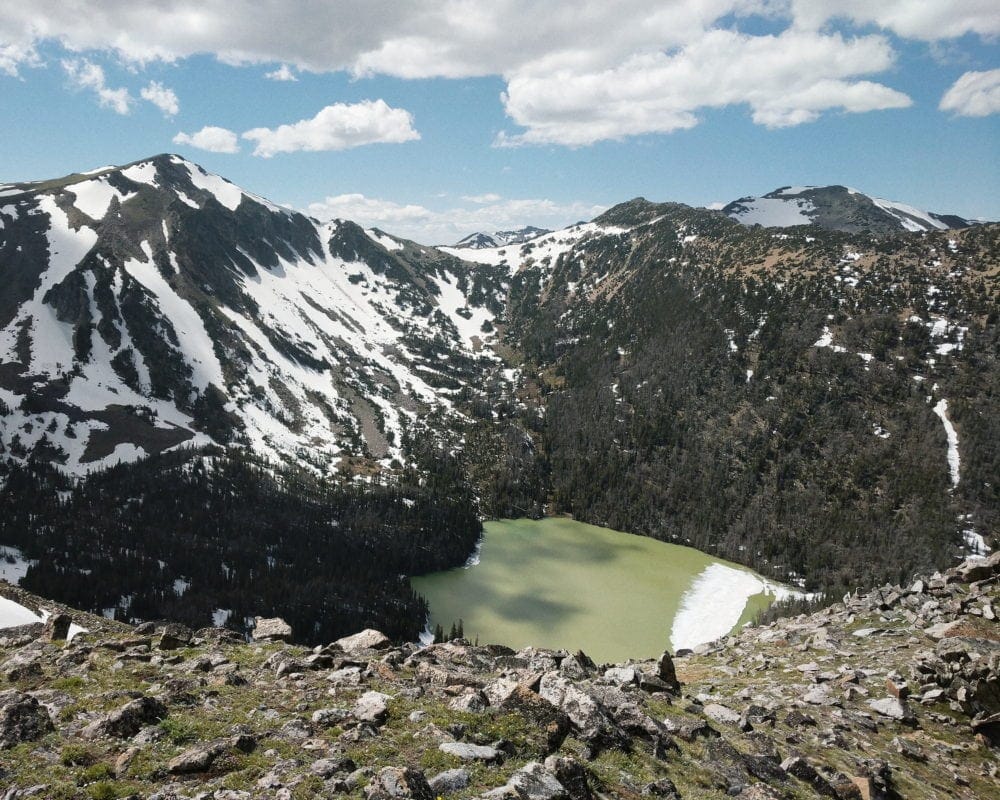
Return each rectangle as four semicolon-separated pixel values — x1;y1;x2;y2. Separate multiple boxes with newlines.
428;768;471;794
364;766;434;800
353;691;392;725
656;651;680;692
703;703;742;725
336;629;391;652
543;756;592;800
312;755;357;779
500;685;571;753
867;697;912;723
158;622;193;650
252;617;292;643
82;695;167;739
0;692;55;749
496;762;568;800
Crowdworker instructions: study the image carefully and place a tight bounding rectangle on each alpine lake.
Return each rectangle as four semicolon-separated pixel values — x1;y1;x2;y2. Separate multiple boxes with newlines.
412;517;791;663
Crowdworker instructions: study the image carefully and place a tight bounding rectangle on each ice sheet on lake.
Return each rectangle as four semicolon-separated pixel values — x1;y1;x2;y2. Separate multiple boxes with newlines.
671;563;806;651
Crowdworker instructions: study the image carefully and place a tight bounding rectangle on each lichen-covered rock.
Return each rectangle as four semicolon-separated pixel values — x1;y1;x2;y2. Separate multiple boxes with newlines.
428;768;472;794
82;695;167;739
364;766;434;800
353;690;391;725
0;692;54;749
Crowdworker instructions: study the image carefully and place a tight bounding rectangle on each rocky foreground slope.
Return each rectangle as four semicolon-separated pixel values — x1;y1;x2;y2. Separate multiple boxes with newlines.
0;553;997;799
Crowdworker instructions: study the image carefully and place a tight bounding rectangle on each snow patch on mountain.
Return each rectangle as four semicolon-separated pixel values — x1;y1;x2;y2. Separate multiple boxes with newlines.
725;196;815;227
70;178;136;221
933;399;961;489
179;157;243;211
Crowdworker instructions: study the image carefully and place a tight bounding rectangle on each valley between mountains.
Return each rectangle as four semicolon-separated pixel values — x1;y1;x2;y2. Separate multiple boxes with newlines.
0;155;997;645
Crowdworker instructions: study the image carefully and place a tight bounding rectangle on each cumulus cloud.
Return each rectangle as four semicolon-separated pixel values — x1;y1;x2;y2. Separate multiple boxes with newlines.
497;30;911;145
140;80;179;116
242;100;419;157
4;2;996;145
173;125;240;153
62;59;132;114
265;64;297;81
306;192;606;245
940;69;1000;117
790;0;1000;41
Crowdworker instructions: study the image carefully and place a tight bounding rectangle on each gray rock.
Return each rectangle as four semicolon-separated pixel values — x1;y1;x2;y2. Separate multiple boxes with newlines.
82;695;167;739
538;673;614;742
924;620;964;640
252;616;292;642
868;697;911;722
603;666;638;685
311;707;349;727
354;691;392;725
364;766;434;800
428;768;471;794
543;756;592;800
158;622;193;650
503;762;568;800
802;684;840;707
43;612;72;641
448;691;487;712
312;755;357;778
703;703;742;725
0;692;55;749
168;741;227;774
336;629;391;652
439;741;503;762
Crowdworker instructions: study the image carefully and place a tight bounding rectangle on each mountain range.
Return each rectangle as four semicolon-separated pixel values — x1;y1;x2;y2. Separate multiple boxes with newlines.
0;156;996;640
451;226;552;249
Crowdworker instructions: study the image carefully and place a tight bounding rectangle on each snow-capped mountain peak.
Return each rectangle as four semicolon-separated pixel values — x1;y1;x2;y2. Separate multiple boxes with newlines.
0;156;507;475
722;185;974;234
452;226;551;249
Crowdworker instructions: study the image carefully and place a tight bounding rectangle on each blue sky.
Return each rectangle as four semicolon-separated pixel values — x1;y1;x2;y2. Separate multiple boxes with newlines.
1;1;997;243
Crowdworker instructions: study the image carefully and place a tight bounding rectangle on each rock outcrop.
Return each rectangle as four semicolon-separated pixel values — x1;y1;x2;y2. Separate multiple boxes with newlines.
0;553;997;798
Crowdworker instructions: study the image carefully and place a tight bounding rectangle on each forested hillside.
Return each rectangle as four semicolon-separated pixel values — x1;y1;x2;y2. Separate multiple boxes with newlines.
468;203;998;597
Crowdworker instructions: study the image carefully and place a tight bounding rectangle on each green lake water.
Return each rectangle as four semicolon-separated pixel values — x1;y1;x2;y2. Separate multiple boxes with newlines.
411;517;778;663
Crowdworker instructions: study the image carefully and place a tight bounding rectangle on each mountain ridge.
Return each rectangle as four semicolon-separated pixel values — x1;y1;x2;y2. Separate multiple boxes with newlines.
1;155;998;646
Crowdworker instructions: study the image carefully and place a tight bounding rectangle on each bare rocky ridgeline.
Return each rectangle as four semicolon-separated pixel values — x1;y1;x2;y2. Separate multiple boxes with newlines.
0;553;998;799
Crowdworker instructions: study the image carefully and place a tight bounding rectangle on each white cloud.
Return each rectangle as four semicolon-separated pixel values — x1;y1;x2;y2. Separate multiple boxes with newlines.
265;64;297;81
462;193;503;203
140;80;179;116
62;59;132;114
940;69;1000;117
173;125;240;153
0;40;40;77
790;1;1000;41
242;100;419;157
4;2;994;145
306;192;606;245
497;30;911;146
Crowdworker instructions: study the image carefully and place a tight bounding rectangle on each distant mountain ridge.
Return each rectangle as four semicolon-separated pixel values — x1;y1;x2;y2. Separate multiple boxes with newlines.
723;185;976;234
452;226;551;249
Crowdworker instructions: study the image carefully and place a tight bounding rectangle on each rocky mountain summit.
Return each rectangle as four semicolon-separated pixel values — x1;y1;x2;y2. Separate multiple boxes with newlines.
1;551;997;799
722;186;975;234
451;228;551;250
